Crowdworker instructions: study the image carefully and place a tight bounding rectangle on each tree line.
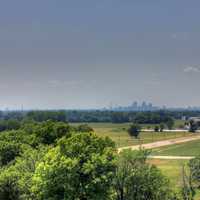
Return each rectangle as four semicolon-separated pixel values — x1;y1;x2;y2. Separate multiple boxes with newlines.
1;109;198;123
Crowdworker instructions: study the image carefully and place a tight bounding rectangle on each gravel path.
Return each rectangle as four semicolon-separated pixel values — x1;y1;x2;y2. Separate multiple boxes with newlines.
118;135;200;152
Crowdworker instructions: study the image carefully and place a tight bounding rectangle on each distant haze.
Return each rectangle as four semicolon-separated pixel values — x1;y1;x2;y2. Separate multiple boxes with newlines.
0;0;200;109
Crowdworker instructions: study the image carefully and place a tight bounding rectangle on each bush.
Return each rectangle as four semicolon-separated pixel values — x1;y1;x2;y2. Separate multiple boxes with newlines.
154;125;160;132
128;124;141;138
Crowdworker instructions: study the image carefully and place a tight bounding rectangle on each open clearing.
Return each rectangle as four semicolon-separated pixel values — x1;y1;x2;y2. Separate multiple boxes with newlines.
72;122;200;156
71;122;200;198
148;159;200;199
71;122;200;199
71;122;194;147
148;159;187;188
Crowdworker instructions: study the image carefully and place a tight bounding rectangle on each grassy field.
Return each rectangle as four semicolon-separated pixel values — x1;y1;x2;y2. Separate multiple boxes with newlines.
174;119;186;128
148;159;187;188
71;122;193;147
152;139;200;156
148;159;200;199
71;122;200;198
142;119;185;129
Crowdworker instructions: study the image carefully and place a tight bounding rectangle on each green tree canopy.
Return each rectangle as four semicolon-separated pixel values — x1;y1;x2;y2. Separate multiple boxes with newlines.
113;149;177;200
77;124;94;133
31;133;116;200
0;146;48;200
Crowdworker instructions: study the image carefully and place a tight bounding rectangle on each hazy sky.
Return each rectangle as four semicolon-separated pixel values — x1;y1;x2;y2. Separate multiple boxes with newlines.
0;0;200;109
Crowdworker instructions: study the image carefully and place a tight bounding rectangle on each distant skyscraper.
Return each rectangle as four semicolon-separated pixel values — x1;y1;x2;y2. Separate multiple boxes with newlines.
141;101;147;111
132;101;138;109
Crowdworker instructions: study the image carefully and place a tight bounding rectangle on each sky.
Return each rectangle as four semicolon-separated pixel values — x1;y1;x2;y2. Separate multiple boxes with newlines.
0;0;200;109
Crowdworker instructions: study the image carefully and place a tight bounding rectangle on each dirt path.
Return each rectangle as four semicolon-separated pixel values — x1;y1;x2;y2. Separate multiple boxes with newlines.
118;135;200;152
148;156;194;160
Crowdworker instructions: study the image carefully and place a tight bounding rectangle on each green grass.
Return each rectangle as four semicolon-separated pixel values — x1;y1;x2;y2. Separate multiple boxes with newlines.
174;119;186;129
152;139;200;156
148;159;200;199
71;122;194;147
71;122;200;197
148;159;187;188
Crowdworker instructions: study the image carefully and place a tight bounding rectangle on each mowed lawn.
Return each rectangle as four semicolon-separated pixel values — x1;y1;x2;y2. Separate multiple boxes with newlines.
71;122;194;147
152;138;200;156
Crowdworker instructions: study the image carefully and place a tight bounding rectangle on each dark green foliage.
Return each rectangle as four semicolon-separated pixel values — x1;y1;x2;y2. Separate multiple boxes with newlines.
0;121;7;132
180;156;200;200
23;110;177;124
111;112;129;123
181;165;195;200
154;125;160;132
128;124;141;138
0;130;33;167
77;124;94;133
34;121;71;145
189;120;198;133
22;120;71;146
0;109;200;124
26;110;67;122
166;118;175;130
189;156;200;188
1;111;24;121
132;111;174;125
0;142;21;166
160;123;165;132
0;120;21;132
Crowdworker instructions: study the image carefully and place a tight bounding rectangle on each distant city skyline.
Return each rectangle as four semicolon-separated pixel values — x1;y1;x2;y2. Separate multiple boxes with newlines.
2;101;200;111
0;1;200;109
106;101;200;112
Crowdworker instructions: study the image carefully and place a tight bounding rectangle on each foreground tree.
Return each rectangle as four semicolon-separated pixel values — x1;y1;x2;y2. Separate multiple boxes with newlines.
113;149;177;200
0;130;31;167
0;146;47;200
189;156;200;188
181;165;195;200
25;120;72;146
180;156;200;200
31;133;116;200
